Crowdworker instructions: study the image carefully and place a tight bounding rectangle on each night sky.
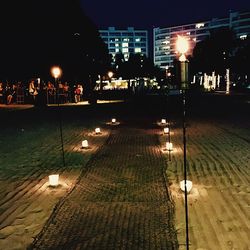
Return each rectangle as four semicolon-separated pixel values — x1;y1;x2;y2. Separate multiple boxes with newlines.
81;0;250;29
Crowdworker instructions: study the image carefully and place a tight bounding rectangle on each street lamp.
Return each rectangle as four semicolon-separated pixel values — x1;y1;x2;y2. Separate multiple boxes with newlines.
51;66;62;80
50;66;65;168
176;35;190;250
108;71;114;79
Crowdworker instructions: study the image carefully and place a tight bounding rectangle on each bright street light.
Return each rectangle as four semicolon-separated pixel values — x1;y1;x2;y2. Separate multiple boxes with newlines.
51;66;62;79
176;35;189;56
108;71;114;79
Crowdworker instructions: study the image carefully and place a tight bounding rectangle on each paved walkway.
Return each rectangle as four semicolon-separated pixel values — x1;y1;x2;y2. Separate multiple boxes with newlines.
30;124;178;249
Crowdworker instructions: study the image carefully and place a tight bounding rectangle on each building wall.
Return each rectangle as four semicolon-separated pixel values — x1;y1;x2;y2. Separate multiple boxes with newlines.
99;27;148;62
154;11;250;69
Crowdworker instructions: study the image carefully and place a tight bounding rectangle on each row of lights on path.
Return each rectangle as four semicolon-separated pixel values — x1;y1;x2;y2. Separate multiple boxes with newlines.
48;118;119;187
159;118;192;193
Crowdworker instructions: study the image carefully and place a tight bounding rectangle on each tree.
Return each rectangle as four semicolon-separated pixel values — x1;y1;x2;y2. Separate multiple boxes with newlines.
190;28;235;75
0;0;110;85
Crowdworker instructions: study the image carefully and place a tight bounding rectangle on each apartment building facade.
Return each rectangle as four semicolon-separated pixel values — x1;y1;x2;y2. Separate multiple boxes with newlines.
154;11;250;69
99;27;148;62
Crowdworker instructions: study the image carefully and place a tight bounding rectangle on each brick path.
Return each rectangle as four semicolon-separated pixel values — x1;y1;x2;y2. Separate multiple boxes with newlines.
30;124;178;249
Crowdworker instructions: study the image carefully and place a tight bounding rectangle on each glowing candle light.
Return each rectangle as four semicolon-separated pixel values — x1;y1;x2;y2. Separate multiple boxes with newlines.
180;180;193;193
164;127;169;134
49;174;59;187
95;128;101;134
82;140;88;148
166;142;173;151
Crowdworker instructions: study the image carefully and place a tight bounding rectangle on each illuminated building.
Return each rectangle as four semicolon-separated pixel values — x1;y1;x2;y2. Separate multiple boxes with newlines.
154;11;250;69
99;27;148;62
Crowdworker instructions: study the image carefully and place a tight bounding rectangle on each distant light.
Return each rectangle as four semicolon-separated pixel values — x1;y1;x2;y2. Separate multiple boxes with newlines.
164;127;169;134
166;142;173;151
49;174;59;187
51;66;62;79
180;180;193;193
108;71;114;78
82;140;88;148
161;119;166;124
95;128;101;134
240;34;247;40
195;23;205;29
112;118;116;123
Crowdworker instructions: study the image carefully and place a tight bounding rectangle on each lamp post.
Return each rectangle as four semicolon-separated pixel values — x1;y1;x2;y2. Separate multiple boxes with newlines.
176;35;190;250
51;66;65;168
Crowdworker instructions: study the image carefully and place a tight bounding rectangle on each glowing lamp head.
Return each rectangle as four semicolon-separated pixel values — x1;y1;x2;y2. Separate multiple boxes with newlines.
51;66;62;79
112;118;116;123
176;36;189;55
82;140;88;148
49;174;59;187
164;127;169;134
161;119;166;124
166;142;173;151
108;71;114;78
180;180;193;193
95;128;101;134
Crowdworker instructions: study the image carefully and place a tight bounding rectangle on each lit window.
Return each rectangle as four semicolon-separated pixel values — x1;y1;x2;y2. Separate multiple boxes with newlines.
123;38;129;41
115;48;119;53
115;43;119;47
115;38;119;41
193;38;196;42
196;23;205;29
122;48;128;53
135;38;141;42
186;32;190;35
122;43;129;47
240;34;247;40
135;48;141;53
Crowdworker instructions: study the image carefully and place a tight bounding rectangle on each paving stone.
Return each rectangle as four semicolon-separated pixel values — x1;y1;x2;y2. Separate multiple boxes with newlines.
29;125;178;250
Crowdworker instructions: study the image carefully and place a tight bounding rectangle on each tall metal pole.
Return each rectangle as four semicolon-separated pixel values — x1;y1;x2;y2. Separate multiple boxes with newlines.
56;77;66;168
177;36;190;249
182;88;189;250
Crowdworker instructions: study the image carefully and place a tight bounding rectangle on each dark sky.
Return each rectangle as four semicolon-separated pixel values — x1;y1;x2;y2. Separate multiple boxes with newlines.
81;0;250;30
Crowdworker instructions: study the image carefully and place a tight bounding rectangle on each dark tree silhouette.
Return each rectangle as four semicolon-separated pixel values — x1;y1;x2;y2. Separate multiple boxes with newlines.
0;0;109;85
190;28;235;75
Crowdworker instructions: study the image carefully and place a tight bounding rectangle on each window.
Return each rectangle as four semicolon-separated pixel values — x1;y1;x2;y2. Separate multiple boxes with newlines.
135;38;141;42
122;48;129;53
122;42;129;47
196;23;205;28
135;32;146;36
135;48;141;53
115;43;119;47
240;34;247;40
109;32;121;36
115;48;120;53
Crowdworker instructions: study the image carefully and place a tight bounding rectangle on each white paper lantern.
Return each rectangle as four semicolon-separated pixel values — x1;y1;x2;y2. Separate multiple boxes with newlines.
180;180;193;193
95;128;101;134
49;174;59;187
164;127;169;134
112;118;116;123
166;142;173;151
82;140;88;148
161;119;166;124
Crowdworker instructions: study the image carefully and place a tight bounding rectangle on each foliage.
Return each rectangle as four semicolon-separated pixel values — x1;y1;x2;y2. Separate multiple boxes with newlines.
112;53;161;79
190;28;235;75
0;0;110;85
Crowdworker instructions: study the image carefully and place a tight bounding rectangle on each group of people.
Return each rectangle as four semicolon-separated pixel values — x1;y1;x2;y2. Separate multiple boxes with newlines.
0;80;85;105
